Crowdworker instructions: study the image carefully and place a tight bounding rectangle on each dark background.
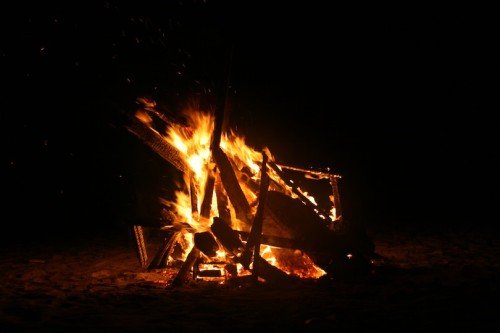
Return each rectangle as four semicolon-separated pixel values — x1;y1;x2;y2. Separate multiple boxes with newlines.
1;1;498;244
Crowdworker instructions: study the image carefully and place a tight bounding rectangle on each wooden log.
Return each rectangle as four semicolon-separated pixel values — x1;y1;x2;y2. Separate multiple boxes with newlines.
126;117;187;173
194;232;219;257
213;146;252;225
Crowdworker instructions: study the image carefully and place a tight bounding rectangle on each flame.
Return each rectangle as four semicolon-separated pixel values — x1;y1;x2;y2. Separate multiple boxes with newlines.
162;108;269;229
167;110;214;183
162;110;217;229
221;132;263;176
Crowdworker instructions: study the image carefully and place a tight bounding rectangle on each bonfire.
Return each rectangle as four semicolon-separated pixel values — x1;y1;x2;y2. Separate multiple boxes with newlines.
127;97;373;286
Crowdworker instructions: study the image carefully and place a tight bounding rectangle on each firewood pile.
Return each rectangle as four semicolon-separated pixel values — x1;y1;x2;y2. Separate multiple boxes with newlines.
127;97;374;286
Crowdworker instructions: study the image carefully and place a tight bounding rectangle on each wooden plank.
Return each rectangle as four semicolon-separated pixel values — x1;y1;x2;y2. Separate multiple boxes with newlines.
215;174;232;223
126;118;187;173
132;225;148;268
213;146;251;225
241;153;269;269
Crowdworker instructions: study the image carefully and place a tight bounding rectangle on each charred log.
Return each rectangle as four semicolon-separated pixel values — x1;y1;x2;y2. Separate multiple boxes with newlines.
194;232;220;258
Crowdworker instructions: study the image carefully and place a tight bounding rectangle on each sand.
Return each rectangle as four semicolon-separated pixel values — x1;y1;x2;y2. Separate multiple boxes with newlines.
1;228;499;332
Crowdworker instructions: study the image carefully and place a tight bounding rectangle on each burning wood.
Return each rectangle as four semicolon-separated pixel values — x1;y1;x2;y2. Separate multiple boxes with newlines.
127;117;187;173
129;97;373;286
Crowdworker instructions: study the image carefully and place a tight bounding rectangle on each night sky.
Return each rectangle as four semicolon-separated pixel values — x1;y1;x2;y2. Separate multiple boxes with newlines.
1;1;498;243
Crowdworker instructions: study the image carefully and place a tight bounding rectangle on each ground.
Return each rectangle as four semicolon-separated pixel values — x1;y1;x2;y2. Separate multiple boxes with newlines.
1;227;499;332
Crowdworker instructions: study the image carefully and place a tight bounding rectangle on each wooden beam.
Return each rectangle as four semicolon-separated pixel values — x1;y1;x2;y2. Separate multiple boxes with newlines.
241;152;269;269
126;118;187;173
